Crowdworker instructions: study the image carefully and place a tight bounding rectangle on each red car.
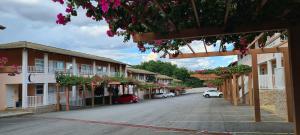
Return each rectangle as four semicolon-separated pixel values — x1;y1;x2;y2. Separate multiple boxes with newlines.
113;94;139;104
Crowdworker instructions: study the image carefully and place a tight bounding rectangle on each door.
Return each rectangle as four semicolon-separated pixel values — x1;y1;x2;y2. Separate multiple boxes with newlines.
6;85;15;108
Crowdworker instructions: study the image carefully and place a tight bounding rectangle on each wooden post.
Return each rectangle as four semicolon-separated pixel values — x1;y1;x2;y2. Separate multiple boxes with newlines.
56;84;60;111
224;79;227;99
232;75;238;106
288;26;300;134
252;53;261;122
241;75;245;104
283;50;294;122
248;73;253;106
91;84;95;107
227;79;232;101
66;86;70;111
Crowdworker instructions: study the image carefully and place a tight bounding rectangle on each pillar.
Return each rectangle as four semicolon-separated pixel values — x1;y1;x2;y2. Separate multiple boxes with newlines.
267;60;273;89
232;75;238;106
241;75;245;104
283;50;294;122
248;73;254;106
22;49;28;109
43;53;49;105
288;26;300;134
72;58;77;102
93;61;96;75
252;53;261;122
108;63;111;76
275;53;283;68
124;65;128;77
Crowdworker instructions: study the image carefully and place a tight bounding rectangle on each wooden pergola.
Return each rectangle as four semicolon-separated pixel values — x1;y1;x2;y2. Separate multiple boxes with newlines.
130;1;300;134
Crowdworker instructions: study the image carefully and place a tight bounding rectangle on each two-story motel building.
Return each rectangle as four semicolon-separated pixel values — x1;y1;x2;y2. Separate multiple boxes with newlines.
0;41;127;110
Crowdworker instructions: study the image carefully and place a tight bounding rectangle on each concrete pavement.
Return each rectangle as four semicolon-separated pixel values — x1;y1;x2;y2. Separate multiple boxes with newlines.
0;93;293;135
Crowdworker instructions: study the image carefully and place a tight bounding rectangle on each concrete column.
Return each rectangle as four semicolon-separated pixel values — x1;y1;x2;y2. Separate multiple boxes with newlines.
43;83;48;105
108;64;111;76
93;61;96;75
43;53;49;105
124;65;128;77
22;49;28;108
72;58;77;101
144;74;147;82
275;53;282;68
267;60;273;89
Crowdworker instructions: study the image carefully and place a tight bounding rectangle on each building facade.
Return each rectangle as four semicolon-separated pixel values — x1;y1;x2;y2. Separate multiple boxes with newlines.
237;33;288;118
0;41;127;110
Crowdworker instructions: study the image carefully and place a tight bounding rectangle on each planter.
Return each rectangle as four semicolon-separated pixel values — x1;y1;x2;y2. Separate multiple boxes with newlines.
0;66;17;73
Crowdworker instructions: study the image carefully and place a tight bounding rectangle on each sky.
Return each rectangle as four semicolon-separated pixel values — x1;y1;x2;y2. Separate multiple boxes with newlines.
0;0;237;71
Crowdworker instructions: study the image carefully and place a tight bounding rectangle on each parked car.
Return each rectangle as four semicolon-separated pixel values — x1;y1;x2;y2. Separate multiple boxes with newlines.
203;90;223;98
113;94;139;104
153;93;168;98
165;92;176;97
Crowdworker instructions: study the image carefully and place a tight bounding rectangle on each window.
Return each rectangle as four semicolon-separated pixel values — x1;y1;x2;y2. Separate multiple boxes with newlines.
81;64;92;74
36;84;43;95
139;74;144;80
53;61;64;70
35;59;44;72
97;66;103;73
66;63;72;73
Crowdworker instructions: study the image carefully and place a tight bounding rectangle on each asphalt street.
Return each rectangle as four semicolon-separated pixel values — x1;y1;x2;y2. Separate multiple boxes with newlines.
0;93;294;135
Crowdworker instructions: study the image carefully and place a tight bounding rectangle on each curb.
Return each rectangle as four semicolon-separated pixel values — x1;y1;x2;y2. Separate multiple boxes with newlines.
0;112;33;119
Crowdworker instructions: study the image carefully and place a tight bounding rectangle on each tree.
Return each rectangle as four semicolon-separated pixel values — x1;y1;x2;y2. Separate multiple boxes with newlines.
134;60;203;88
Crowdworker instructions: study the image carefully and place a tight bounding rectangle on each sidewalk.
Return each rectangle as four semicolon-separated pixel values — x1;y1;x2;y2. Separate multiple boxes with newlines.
0;111;33;119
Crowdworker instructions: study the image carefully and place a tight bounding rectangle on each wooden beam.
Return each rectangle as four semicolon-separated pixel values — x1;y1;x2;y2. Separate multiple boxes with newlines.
248;73;254;106
132;22;287;42
187;44;196;53
191;0;200;27
252;53;261;122
288;26;300;134
191;73;220;80
169;47;288;59
283;50;294;122
247;32;265;49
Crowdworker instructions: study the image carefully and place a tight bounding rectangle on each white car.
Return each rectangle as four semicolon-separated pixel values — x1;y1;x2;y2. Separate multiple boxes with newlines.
165;92;176;97
153;93;168;98
203;90;223;98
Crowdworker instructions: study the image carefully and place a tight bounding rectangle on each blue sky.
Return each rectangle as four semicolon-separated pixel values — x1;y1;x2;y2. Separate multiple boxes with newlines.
0;0;237;71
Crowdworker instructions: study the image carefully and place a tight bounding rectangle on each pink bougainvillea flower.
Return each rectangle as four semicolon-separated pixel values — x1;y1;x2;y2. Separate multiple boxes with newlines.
56;13;68;25
106;30;115;37
52;0;64;4
112;0;121;9
65;4;73;13
99;0;109;13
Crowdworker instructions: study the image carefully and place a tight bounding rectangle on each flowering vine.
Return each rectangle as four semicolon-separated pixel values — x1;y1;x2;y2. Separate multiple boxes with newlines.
51;0;291;56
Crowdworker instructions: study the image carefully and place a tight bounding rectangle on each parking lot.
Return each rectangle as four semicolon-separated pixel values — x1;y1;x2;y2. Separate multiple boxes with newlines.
0;93;293;135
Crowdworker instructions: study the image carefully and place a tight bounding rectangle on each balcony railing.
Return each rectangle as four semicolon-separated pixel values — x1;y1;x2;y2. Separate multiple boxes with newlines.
14;66;126;77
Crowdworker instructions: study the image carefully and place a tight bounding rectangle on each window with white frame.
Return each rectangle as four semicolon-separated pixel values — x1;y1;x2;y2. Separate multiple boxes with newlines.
97;66;103;73
36;84;44;95
52;61;64;71
81;64;92;74
35;59;44;72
